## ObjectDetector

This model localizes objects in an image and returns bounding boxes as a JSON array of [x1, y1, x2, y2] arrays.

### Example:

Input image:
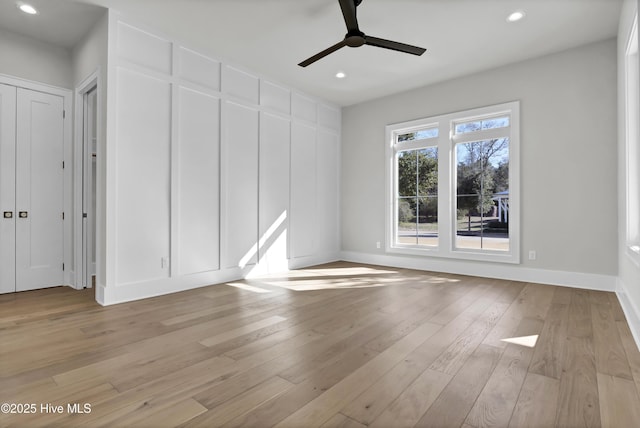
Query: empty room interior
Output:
[[1, 0, 640, 427]]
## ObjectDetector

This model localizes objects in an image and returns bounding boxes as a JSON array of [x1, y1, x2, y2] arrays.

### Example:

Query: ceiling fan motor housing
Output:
[[345, 31, 366, 47]]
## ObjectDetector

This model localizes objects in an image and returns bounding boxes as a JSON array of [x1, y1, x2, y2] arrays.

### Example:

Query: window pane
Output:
[[482, 116, 509, 130], [455, 139, 510, 251], [398, 127, 438, 142], [397, 197, 417, 244], [455, 116, 509, 134], [455, 121, 481, 134], [397, 150, 417, 197], [417, 147, 438, 196], [396, 147, 438, 247], [418, 197, 438, 246]]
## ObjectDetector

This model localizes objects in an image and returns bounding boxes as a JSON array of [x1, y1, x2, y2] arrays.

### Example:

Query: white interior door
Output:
[[15, 88, 64, 292], [0, 84, 17, 294]]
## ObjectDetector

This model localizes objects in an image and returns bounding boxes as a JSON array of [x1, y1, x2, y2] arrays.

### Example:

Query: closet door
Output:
[[0, 84, 16, 293], [15, 88, 64, 292]]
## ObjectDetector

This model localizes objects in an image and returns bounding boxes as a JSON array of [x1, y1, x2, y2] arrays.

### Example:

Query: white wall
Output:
[[617, 0, 640, 346], [341, 39, 618, 290], [72, 11, 108, 87], [99, 12, 341, 305], [0, 28, 73, 89]]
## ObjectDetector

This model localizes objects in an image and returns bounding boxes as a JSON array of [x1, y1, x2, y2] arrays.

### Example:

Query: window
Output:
[[625, 15, 640, 264], [387, 102, 520, 263]]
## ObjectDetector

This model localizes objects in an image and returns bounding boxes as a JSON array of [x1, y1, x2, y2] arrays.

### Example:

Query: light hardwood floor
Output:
[[1, 262, 640, 427]]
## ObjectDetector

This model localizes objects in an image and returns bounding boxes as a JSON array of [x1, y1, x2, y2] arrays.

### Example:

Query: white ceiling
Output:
[[0, 0, 623, 106]]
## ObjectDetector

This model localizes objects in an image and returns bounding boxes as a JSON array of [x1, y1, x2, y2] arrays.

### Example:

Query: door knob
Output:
[[18, 211, 28, 218], [3, 211, 12, 219]]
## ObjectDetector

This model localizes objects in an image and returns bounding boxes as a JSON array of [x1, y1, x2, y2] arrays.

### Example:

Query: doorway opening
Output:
[[82, 86, 97, 288]]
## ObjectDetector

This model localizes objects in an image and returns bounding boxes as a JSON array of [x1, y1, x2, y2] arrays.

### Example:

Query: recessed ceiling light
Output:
[[17, 2, 38, 15], [507, 10, 525, 23], [336, 71, 346, 79]]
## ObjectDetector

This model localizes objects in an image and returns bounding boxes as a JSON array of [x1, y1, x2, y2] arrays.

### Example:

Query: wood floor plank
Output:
[[103, 398, 207, 428], [364, 290, 461, 353], [222, 346, 379, 428], [508, 372, 559, 428], [616, 320, 640, 396], [608, 293, 627, 322], [340, 349, 434, 425], [273, 321, 442, 427], [276, 312, 391, 384], [414, 344, 503, 428], [555, 336, 601, 428], [567, 289, 593, 338], [429, 301, 510, 375], [320, 413, 367, 428], [464, 318, 542, 428], [591, 302, 633, 380], [482, 282, 554, 349], [597, 373, 640, 428], [529, 303, 569, 379], [199, 315, 288, 347], [183, 376, 294, 427], [427, 281, 494, 325], [551, 285, 573, 305], [369, 369, 452, 428]]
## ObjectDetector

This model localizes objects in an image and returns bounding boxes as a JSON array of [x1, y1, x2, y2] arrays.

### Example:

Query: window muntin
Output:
[[387, 102, 519, 263]]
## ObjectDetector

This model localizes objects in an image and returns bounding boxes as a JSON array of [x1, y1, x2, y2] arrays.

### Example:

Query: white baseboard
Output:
[[616, 278, 640, 352], [287, 252, 342, 271], [95, 252, 341, 306], [340, 251, 617, 291], [98, 268, 250, 306]]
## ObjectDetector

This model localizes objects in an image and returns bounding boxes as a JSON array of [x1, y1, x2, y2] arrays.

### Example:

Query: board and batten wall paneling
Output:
[[221, 101, 259, 269], [317, 130, 340, 254], [292, 93, 317, 123], [177, 87, 220, 276], [117, 22, 172, 74], [290, 122, 317, 259], [115, 68, 171, 285], [318, 104, 341, 131], [260, 81, 291, 115], [177, 47, 220, 91], [258, 112, 291, 272], [104, 12, 340, 304], [222, 65, 259, 105]]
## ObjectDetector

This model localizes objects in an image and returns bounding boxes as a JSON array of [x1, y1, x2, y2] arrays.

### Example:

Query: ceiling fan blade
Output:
[[298, 40, 348, 67], [364, 35, 426, 56], [338, 0, 359, 32]]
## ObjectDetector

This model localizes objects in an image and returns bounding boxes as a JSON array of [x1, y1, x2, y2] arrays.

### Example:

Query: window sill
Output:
[[627, 245, 640, 268]]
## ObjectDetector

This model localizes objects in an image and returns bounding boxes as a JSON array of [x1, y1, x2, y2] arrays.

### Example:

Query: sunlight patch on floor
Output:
[[227, 282, 272, 294], [298, 266, 399, 277], [501, 334, 539, 348]]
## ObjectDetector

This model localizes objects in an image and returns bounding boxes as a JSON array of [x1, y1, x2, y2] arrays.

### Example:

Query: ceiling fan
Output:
[[298, 0, 426, 67]]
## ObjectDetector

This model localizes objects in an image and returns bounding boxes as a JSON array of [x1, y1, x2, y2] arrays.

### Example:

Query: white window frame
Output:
[[386, 101, 520, 264], [625, 14, 640, 266]]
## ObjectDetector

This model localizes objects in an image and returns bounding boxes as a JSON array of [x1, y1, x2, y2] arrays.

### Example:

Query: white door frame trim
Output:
[[74, 70, 101, 290]]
